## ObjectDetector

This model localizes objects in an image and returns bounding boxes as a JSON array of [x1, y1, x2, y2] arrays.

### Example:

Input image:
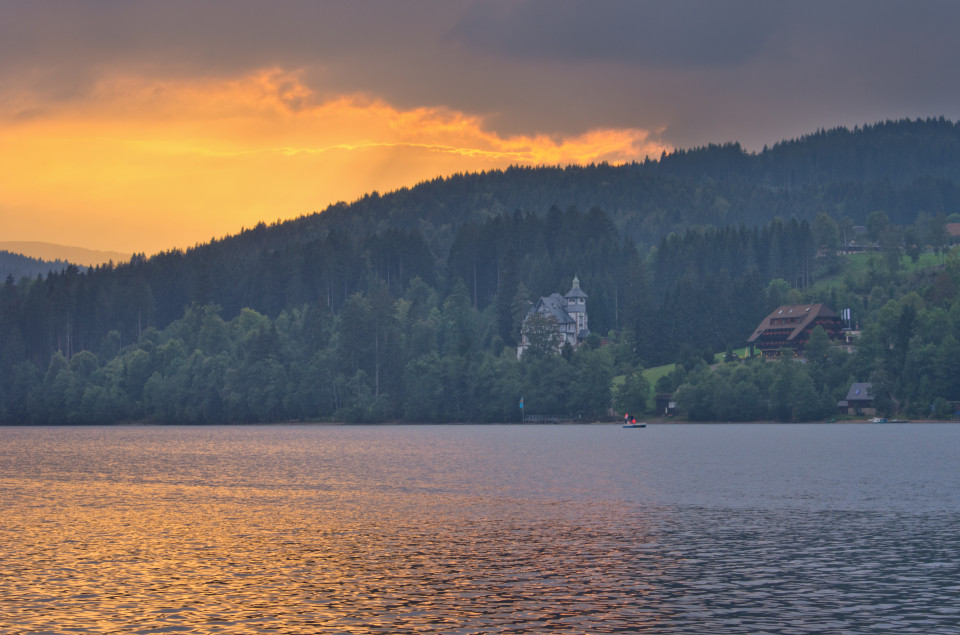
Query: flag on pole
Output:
[[519, 396, 524, 409]]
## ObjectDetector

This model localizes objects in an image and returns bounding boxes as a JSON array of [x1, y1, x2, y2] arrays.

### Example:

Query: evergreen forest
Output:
[[0, 250, 77, 284], [3, 117, 960, 424]]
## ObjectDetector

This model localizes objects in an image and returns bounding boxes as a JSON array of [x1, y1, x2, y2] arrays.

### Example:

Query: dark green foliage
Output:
[[0, 251, 78, 283], [615, 370, 650, 416], [672, 249, 960, 421], [5, 118, 960, 423], [519, 313, 560, 361], [675, 357, 837, 423]]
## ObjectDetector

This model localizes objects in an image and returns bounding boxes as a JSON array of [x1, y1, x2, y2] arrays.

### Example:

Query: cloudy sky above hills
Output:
[[3, 0, 959, 255]]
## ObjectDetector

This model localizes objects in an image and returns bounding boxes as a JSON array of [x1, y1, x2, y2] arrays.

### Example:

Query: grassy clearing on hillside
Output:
[[614, 348, 750, 412], [612, 364, 673, 413], [615, 247, 958, 417], [643, 363, 675, 392], [713, 347, 749, 363], [815, 248, 957, 291], [615, 247, 960, 413]]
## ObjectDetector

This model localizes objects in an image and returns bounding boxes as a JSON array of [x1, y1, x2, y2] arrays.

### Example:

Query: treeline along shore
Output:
[[2, 118, 960, 423]]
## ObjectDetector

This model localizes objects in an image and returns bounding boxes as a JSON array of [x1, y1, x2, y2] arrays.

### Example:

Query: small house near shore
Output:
[[747, 304, 843, 357], [840, 382, 875, 416]]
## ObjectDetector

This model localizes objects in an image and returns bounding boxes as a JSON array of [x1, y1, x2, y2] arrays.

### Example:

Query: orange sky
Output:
[[4, 2, 956, 259], [1, 69, 668, 256]]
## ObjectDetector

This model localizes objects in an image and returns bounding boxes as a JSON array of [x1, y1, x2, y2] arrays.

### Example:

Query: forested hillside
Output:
[[0, 250, 77, 283], [2, 117, 960, 424], [229, 117, 960, 260]]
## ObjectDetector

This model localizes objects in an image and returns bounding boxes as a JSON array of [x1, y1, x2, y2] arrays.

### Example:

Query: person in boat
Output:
[[630, 416, 637, 425]]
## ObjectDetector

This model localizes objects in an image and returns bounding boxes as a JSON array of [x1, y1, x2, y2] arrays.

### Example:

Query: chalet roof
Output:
[[747, 303, 839, 343], [845, 382, 873, 402]]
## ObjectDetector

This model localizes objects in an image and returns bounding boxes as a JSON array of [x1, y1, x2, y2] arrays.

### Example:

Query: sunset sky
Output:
[[3, 0, 960, 257]]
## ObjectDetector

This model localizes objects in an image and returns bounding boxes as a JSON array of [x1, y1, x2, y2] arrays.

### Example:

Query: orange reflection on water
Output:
[[3, 472, 665, 633]]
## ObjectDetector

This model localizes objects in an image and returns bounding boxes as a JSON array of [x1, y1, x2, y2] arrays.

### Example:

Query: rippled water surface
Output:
[[2, 423, 960, 633]]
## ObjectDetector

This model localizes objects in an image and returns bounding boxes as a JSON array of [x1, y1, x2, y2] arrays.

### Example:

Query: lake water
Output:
[[2, 423, 959, 634]]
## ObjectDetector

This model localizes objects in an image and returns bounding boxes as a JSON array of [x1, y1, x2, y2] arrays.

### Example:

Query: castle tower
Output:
[[564, 275, 588, 337]]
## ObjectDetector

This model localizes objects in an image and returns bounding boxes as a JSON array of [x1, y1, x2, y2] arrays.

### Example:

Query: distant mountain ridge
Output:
[[218, 117, 960, 260], [5, 117, 959, 314], [0, 242, 130, 269], [657, 117, 960, 186], [0, 249, 78, 282], [7, 118, 959, 269]]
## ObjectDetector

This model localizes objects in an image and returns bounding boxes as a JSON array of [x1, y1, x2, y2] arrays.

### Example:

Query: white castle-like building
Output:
[[517, 276, 589, 358]]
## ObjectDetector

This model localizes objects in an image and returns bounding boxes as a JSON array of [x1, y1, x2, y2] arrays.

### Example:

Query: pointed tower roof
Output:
[[565, 275, 588, 299]]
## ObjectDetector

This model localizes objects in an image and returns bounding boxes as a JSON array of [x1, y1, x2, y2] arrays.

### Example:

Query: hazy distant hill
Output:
[[0, 242, 130, 268], [0, 249, 78, 282]]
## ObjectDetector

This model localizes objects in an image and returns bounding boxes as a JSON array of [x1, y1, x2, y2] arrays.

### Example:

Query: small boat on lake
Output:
[[622, 413, 646, 428]]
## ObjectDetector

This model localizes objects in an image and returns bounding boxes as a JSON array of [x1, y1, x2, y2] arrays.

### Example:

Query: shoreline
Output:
[[2, 418, 958, 427]]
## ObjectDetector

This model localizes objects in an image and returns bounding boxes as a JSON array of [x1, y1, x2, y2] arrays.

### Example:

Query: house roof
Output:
[[845, 382, 873, 402], [747, 304, 840, 344], [530, 293, 575, 324], [947, 223, 960, 238]]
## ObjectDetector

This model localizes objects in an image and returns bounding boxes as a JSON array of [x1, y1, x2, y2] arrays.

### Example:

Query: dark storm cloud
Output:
[[445, 0, 960, 147], [0, 1, 445, 87], [3, 0, 960, 150], [451, 0, 777, 68]]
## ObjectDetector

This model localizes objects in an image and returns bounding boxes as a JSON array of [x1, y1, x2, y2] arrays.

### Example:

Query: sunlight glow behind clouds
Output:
[[0, 69, 667, 254]]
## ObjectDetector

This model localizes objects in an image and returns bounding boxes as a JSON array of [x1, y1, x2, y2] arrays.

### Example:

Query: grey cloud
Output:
[[451, 0, 778, 69], [3, 0, 960, 152], [0, 1, 453, 92]]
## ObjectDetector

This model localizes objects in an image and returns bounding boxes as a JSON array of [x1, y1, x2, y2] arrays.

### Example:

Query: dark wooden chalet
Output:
[[747, 304, 843, 357]]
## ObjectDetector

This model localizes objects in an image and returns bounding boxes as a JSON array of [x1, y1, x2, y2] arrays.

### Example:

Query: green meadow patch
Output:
[[815, 248, 957, 292]]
